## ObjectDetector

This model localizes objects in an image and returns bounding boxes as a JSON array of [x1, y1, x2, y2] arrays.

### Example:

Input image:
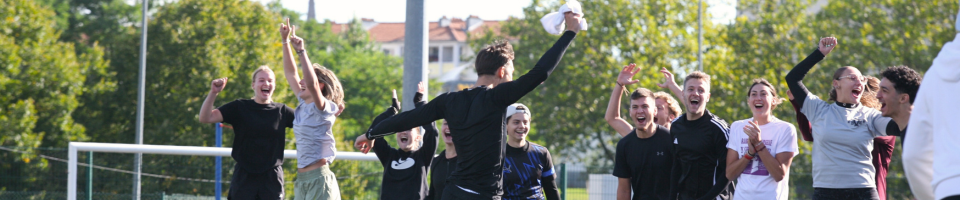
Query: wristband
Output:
[[755, 145, 766, 153], [743, 153, 753, 160], [296, 49, 305, 54]]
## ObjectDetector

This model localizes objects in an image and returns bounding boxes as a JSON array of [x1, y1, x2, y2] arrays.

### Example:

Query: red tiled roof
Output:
[[331, 18, 506, 43]]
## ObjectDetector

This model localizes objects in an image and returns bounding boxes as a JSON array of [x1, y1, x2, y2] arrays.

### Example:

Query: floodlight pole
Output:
[[402, 0, 427, 110], [133, 0, 149, 199]]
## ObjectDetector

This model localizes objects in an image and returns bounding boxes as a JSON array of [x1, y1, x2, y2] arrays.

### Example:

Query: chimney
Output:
[[466, 15, 483, 31], [307, 0, 316, 21], [360, 18, 378, 30], [439, 16, 451, 27]]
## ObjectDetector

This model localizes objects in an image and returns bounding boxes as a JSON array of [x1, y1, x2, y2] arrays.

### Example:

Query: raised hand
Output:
[[617, 63, 641, 86], [819, 37, 838, 56], [391, 89, 401, 110], [563, 12, 582, 33], [417, 82, 426, 94], [656, 67, 677, 89], [290, 26, 305, 52], [280, 18, 292, 40], [210, 78, 228, 93]]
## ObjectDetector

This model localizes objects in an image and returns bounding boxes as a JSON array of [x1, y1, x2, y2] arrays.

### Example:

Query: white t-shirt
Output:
[[726, 117, 799, 200]]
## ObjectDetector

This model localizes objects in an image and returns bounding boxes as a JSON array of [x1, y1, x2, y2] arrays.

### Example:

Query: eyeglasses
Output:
[[837, 75, 866, 83]]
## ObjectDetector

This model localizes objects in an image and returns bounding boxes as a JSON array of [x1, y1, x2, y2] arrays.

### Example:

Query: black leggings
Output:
[[943, 195, 960, 200], [813, 188, 879, 200]]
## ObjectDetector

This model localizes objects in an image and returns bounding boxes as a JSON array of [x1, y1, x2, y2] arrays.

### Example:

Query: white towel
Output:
[[540, 0, 589, 35]]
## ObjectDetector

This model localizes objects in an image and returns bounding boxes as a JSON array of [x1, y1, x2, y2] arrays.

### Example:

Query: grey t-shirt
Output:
[[293, 97, 338, 168], [801, 94, 891, 188]]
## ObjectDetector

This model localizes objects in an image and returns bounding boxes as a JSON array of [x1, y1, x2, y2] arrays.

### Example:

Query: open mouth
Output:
[[400, 136, 409, 144], [636, 116, 647, 124], [754, 103, 764, 109], [851, 88, 862, 98], [690, 99, 701, 107]]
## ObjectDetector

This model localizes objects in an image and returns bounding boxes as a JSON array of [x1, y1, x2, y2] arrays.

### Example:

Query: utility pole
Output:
[[133, 0, 149, 199], [698, 0, 703, 72], [402, 0, 427, 110]]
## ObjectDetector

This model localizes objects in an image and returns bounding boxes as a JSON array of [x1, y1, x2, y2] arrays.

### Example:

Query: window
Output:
[[429, 47, 439, 62], [442, 46, 454, 62], [382, 49, 391, 55]]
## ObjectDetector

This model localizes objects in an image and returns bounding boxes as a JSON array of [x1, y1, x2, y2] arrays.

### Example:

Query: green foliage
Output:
[[0, 0, 111, 192], [0, 0, 110, 148]]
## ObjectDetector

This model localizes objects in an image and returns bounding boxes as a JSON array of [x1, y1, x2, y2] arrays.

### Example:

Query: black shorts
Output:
[[228, 165, 284, 200]]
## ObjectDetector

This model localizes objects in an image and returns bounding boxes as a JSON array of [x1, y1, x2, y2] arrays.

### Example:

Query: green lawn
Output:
[[563, 187, 589, 200]]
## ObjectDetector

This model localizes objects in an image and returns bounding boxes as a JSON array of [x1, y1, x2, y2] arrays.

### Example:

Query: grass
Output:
[[563, 187, 589, 200]]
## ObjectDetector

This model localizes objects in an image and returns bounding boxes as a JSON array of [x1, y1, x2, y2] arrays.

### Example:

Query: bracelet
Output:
[[296, 49, 305, 54], [616, 82, 623, 87], [755, 145, 766, 153], [743, 153, 753, 160]]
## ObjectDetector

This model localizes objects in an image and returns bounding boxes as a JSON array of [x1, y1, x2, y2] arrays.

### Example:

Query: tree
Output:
[[0, 0, 111, 191]]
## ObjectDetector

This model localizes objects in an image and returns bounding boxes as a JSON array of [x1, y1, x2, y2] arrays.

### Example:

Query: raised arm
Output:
[[279, 18, 302, 96], [356, 90, 446, 153], [657, 67, 684, 103], [490, 13, 581, 106], [415, 82, 440, 164], [605, 64, 639, 137], [785, 37, 836, 106], [290, 32, 327, 111], [199, 78, 227, 123]]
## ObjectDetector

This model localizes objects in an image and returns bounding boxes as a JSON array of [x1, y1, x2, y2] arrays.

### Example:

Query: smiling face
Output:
[[251, 69, 276, 103], [877, 78, 904, 117], [683, 78, 711, 115], [396, 128, 422, 152], [506, 112, 530, 144], [630, 96, 658, 130], [832, 67, 866, 104], [441, 120, 453, 145], [654, 98, 672, 127], [748, 84, 777, 118]]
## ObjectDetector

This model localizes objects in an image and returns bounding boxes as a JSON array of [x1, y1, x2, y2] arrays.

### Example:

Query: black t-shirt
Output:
[[612, 126, 674, 200], [373, 100, 439, 200], [366, 31, 577, 197], [217, 99, 295, 173], [502, 142, 559, 200], [427, 150, 457, 200], [669, 110, 734, 200]]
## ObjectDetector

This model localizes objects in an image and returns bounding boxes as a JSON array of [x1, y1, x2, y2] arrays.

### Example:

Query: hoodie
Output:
[[903, 33, 960, 200]]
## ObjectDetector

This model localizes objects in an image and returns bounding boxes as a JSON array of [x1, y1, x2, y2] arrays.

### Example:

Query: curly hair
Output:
[[880, 66, 922, 104], [475, 40, 515, 76]]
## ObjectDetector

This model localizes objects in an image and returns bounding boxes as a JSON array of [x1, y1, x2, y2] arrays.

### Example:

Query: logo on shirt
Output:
[[848, 119, 867, 127], [673, 138, 678, 144], [391, 157, 415, 170], [657, 152, 664, 156]]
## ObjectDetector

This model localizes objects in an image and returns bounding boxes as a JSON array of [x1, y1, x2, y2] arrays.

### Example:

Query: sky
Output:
[[253, 0, 738, 24]]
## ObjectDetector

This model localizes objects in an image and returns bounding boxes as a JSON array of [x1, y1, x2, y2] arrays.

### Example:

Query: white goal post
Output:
[[67, 142, 378, 200]]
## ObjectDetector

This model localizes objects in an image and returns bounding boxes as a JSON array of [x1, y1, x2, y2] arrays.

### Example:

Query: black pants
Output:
[[441, 185, 500, 200], [228, 165, 284, 200], [813, 188, 880, 200], [943, 195, 960, 200]]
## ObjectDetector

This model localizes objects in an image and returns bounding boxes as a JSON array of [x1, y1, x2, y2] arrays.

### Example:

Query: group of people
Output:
[[191, 7, 960, 200]]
